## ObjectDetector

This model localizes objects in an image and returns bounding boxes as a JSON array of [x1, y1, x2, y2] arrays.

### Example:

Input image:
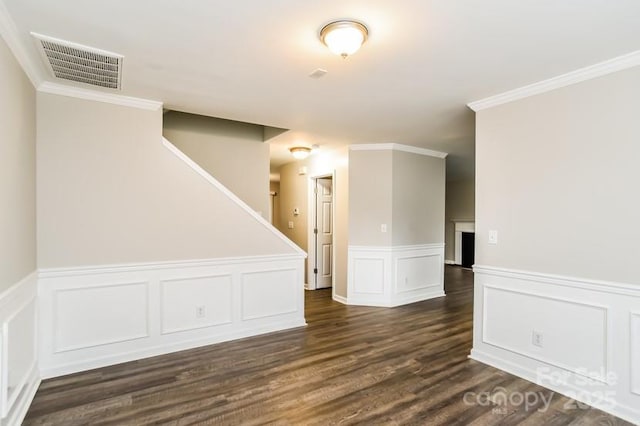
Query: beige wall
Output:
[[444, 179, 475, 261], [475, 66, 640, 284], [278, 147, 349, 297], [0, 37, 36, 292], [349, 148, 445, 247], [163, 111, 269, 217], [392, 151, 446, 246], [348, 150, 393, 246], [37, 93, 297, 268]]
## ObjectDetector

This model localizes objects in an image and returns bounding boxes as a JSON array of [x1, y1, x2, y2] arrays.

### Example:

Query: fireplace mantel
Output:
[[452, 220, 475, 265], [453, 219, 475, 233]]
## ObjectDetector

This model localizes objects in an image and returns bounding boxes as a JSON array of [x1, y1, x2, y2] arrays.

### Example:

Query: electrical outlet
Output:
[[196, 305, 206, 319], [532, 330, 543, 347], [288, 221, 294, 229]]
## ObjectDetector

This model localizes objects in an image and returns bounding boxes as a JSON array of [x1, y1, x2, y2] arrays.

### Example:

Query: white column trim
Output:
[[349, 143, 447, 159], [38, 82, 163, 111], [347, 244, 445, 307]]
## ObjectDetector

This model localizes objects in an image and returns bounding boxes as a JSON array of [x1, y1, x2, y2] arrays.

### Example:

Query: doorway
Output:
[[309, 176, 334, 289]]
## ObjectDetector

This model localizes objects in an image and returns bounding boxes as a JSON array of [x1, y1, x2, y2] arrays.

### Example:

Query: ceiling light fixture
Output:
[[320, 20, 368, 58], [289, 146, 312, 160]]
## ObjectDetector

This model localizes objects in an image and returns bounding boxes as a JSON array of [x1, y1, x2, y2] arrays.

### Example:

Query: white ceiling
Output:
[[4, 0, 640, 180]]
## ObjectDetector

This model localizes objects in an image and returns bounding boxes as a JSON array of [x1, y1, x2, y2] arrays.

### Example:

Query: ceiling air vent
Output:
[[32, 33, 123, 90]]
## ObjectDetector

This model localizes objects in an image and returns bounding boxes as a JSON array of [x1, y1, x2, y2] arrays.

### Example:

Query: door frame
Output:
[[306, 171, 336, 296]]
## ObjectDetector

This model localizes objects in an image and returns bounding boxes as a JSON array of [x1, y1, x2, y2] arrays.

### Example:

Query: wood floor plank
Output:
[[24, 266, 631, 425]]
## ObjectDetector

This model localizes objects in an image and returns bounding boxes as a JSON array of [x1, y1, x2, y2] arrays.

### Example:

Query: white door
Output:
[[314, 178, 333, 288]]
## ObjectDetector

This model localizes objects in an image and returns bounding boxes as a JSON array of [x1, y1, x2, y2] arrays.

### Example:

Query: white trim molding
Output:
[[453, 220, 475, 266], [332, 294, 348, 305], [347, 244, 445, 307], [349, 143, 448, 159], [0, 1, 44, 87], [471, 265, 640, 424], [473, 264, 640, 297], [38, 255, 306, 378], [631, 311, 640, 397], [38, 82, 163, 111], [305, 170, 337, 293], [163, 138, 306, 258], [0, 271, 40, 426], [468, 49, 640, 111], [38, 254, 305, 279], [0, 3, 167, 110], [1, 2, 169, 111]]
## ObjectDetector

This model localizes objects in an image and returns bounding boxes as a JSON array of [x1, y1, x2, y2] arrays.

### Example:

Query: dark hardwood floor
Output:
[[25, 266, 629, 425]]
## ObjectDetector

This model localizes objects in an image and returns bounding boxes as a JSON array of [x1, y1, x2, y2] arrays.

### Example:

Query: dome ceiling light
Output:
[[289, 146, 312, 160], [320, 20, 368, 58]]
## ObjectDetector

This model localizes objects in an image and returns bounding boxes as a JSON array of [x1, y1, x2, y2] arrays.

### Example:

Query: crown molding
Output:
[[0, 3, 162, 110], [349, 143, 447, 159], [38, 81, 163, 111], [0, 1, 44, 87], [468, 50, 640, 112]]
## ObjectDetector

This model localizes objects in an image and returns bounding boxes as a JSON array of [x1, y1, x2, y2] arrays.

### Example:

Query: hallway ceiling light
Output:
[[320, 20, 368, 58], [289, 146, 312, 160]]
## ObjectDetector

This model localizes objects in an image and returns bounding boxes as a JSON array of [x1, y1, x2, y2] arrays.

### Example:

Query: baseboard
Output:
[[444, 259, 455, 265], [347, 290, 445, 308], [391, 290, 446, 307], [41, 318, 306, 379], [332, 294, 348, 305], [2, 366, 40, 426], [470, 349, 639, 425]]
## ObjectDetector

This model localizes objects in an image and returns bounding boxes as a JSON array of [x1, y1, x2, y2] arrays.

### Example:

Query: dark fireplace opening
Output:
[[461, 232, 475, 268]]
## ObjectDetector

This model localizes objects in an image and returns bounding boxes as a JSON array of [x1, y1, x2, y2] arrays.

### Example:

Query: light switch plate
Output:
[[488, 230, 498, 245]]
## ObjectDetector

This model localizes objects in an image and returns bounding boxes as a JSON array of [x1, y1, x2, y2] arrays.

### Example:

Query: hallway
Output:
[[24, 267, 626, 425]]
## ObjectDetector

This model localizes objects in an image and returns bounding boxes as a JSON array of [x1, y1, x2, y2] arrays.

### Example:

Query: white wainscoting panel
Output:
[[54, 282, 150, 352], [353, 259, 385, 295], [0, 271, 40, 426], [472, 265, 640, 425], [241, 269, 298, 321], [396, 254, 441, 293], [161, 275, 233, 334], [483, 285, 608, 382], [632, 312, 640, 396], [38, 254, 306, 378], [347, 244, 444, 307]]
